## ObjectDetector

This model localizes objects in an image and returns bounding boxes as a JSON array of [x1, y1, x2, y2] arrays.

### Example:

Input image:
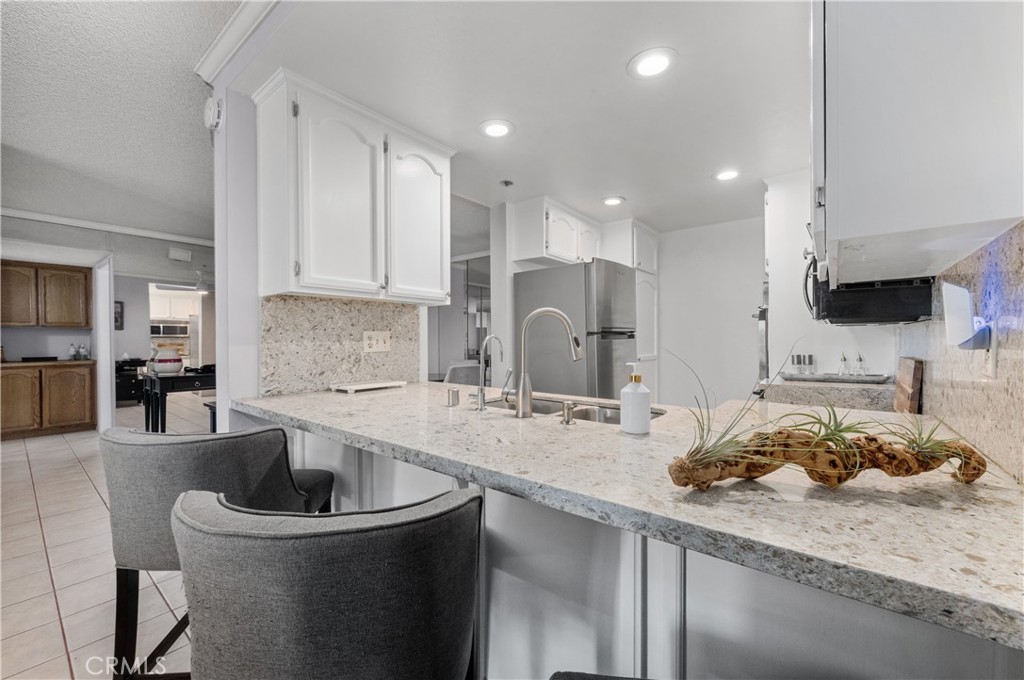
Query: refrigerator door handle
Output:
[[586, 330, 636, 338]]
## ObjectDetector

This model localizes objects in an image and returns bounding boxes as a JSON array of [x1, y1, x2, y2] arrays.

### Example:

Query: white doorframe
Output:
[[93, 257, 115, 431]]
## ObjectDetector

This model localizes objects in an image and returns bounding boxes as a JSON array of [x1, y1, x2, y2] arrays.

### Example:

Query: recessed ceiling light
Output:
[[603, 196, 626, 206], [627, 47, 678, 79], [480, 120, 515, 138], [716, 169, 739, 181]]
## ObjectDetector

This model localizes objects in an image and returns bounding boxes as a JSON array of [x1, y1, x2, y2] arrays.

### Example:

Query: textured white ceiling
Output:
[[1, 1, 238, 240], [232, 2, 810, 232]]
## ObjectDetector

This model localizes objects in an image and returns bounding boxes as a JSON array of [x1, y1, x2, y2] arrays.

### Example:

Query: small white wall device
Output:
[[941, 282, 991, 350], [204, 97, 223, 131]]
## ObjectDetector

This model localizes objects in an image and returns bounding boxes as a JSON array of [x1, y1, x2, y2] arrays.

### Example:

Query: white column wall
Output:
[[766, 169, 897, 378], [657, 216, 765, 408]]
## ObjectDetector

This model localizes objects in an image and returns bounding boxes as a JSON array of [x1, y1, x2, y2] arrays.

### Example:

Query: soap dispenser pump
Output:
[[621, 362, 651, 435]]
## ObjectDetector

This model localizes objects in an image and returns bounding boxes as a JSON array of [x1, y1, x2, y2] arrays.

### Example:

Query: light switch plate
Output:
[[363, 331, 391, 353]]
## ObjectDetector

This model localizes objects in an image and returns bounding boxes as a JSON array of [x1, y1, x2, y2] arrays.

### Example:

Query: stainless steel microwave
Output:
[[151, 322, 190, 337]]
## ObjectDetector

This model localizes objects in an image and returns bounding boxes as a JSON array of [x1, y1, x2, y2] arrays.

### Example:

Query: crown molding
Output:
[[194, 1, 279, 84], [1, 208, 215, 248]]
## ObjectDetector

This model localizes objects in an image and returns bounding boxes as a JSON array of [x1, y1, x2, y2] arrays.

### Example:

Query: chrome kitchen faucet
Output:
[[515, 307, 584, 418], [473, 334, 504, 411]]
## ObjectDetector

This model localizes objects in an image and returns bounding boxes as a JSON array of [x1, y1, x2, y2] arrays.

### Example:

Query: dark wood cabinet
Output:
[[1, 361, 95, 439], [38, 266, 91, 327], [1, 260, 92, 329], [41, 364, 95, 429], [0, 367, 42, 435], [1, 262, 38, 326]]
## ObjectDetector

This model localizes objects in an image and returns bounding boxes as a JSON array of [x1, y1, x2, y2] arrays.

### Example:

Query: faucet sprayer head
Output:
[[570, 335, 584, 361]]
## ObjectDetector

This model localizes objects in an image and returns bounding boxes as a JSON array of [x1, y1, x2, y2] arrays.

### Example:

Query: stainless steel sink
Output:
[[488, 397, 665, 423], [487, 397, 564, 415], [572, 405, 666, 425]]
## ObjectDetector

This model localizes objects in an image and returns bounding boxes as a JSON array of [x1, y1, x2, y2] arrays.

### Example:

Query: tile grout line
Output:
[[63, 435, 111, 515], [22, 440, 77, 680]]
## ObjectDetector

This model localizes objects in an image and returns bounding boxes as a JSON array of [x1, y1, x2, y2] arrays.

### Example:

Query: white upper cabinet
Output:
[[632, 226, 658, 274], [297, 87, 385, 294], [510, 197, 600, 265], [812, 1, 1023, 284], [255, 70, 454, 304], [149, 291, 199, 320], [599, 219, 658, 274], [387, 134, 450, 303], [545, 205, 579, 263], [577, 221, 601, 263], [635, 269, 658, 361]]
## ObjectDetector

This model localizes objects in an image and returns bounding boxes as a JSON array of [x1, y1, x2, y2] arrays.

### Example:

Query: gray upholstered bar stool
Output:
[[171, 488, 483, 680], [100, 426, 335, 679]]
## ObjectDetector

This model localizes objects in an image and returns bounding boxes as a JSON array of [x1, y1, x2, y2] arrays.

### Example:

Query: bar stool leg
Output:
[[113, 568, 140, 680]]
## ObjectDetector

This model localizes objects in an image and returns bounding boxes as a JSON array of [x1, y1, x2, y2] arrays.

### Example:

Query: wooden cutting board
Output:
[[894, 358, 924, 414]]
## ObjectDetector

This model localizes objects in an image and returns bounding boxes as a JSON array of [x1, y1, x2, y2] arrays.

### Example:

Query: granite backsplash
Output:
[[260, 295, 419, 397], [899, 221, 1023, 483]]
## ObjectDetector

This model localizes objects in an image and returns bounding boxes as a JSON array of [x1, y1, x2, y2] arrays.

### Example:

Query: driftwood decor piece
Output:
[[668, 404, 987, 492]]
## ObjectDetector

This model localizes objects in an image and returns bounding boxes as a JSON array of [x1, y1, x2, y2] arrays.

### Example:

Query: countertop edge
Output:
[[232, 396, 1024, 649]]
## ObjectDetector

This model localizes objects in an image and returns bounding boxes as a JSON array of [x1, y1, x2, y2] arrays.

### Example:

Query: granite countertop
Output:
[[232, 382, 1023, 648], [762, 379, 896, 412]]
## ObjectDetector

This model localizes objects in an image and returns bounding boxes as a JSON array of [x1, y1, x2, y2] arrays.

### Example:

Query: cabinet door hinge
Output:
[[544, 210, 550, 221], [383, 139, 389, 154], [293, 261, 301, 277], [381, 274, 389, 290], [815, 185, 826, 208], [292, 101, 299, 117]]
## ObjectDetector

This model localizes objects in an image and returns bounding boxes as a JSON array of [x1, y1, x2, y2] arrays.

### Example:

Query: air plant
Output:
[[665, 347, 789, 490], [783, 405, 873, 470], [876, 416, 986, 482]]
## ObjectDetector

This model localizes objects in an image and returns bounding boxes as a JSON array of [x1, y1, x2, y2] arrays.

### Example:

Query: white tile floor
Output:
[[1, 393, 212, 679]]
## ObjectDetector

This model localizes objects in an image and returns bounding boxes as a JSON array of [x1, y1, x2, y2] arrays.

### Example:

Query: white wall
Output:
[[657, 216, 765, 408], [489, 204, 513, 382], [113, 275, 151, 358], [217, 88, 263, 432], [766, 169, 897, 377], [1, 215, 214, 283], [0, 327, 93, 361]]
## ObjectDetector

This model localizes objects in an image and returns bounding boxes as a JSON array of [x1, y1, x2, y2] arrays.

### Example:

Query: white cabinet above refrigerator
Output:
[[811, 0, 1022, 285]]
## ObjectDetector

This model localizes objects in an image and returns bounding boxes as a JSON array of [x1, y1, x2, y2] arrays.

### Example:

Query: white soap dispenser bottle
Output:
[[621, 362, 651, 435]]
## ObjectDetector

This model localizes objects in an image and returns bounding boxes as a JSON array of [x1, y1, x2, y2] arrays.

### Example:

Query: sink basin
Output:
[[487, 397, 565, 415], [572, 405, 666, 425], [488, 396, 666, 424]]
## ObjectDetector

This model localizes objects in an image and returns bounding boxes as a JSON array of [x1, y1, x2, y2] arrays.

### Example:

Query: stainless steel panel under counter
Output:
[[514, 258, 636, 399]]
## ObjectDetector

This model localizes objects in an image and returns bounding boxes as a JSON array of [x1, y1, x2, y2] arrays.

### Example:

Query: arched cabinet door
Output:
[[1, 263, 38, 326], [386, 134, 450, 303], [545, 206, 579, 263], [635, 270, 658, 361], [296, 88, 386, 294], [41, 365, 94, 429], [578, 222, 601, 263], [38, 267, 91, 327]]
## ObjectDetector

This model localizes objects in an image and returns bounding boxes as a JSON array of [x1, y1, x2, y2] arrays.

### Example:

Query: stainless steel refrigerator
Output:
[[514, 258, 636, 398]]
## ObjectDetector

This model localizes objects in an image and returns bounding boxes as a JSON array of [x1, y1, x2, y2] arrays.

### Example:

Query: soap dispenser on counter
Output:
[[621, 362, 651, 435]]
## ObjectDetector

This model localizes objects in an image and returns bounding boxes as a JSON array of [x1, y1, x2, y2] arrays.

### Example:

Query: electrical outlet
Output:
[[982, 327, 998, 379], [363, 331, 391, 353]]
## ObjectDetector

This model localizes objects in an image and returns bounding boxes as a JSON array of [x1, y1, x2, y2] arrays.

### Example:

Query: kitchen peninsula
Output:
[[233, 382, 1023, 669]]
